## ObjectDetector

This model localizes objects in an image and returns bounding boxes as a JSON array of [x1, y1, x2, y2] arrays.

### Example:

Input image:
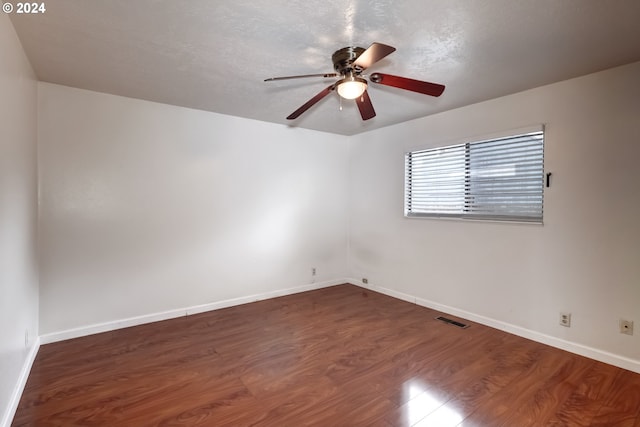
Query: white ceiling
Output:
[[10, 0, 640, 135]]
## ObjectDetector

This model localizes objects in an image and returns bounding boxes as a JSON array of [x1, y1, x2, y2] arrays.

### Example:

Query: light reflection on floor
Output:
[[407, 382, 464, 426], [415, 403, 464, 426]]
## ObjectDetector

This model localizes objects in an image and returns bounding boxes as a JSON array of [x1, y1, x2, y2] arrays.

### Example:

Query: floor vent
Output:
[[435, 316, 469, 329]]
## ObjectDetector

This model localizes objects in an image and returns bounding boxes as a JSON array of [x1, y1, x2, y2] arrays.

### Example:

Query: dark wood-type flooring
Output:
[[13, 284, 640, 426]]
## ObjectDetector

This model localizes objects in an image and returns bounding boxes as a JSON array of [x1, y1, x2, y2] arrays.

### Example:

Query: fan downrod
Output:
[[332, 47, 366, 75]]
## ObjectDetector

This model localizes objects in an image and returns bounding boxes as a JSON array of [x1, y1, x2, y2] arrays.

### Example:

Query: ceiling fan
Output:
[[264, 42, 445, 121]]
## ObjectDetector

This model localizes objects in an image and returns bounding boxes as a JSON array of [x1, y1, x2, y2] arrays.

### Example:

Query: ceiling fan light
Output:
[[337, 76, 367, 99]]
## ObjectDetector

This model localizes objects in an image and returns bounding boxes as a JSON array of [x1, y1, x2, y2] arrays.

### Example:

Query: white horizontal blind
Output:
[[405, 129, 544, 223]]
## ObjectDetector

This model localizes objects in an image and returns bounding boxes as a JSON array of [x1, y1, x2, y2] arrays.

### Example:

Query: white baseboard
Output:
[[1, 337, 40, 427], [347, 278, 640, 374], [184, 279, 342, 315], [40, 279, 344, 344]]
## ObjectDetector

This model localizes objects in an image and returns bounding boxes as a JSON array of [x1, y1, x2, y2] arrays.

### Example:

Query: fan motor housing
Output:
[[332, 47, 365, 74]]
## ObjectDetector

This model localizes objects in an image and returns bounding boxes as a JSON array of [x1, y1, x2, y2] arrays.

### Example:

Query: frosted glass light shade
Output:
[[337, 77, 367, 99]]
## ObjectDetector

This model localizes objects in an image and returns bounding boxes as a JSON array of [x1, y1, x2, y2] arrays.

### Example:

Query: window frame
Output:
[[404, 126, 545, 224]]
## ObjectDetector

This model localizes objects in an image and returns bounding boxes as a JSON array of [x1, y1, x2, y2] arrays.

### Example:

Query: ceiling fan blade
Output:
[[286, 84, 336, 120], [265, 73, 337, 82], [356, 90, 376, 121], [369, 73, 445, 97], [353, 42, 396, 70]]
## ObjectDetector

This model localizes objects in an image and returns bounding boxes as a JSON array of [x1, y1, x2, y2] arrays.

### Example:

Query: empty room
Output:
[[2, 1, 640, 426]]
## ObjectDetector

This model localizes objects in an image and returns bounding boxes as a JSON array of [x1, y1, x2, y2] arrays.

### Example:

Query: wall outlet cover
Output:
[[560, 312, 571, 327], [620, 319, 634, 335]]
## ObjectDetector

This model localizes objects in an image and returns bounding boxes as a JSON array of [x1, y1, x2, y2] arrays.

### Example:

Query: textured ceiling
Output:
[[9, 0, 640, 135]]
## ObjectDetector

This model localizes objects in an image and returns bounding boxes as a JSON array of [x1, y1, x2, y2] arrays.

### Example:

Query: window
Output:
[[404, 127, 545, 223]]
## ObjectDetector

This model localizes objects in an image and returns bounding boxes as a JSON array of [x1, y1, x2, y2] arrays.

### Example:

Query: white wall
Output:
[[0, 14, 39, 426], [38, 83, 349, 336], [349, 61, 640, 369]]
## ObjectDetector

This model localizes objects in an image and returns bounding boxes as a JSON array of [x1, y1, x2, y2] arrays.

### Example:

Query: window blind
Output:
[[405, 129, 544, 223]]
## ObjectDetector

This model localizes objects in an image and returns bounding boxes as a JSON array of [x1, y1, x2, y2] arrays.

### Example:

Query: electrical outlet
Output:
[[362, 278, 368, 284], [620, 319, 634, 335], [311, 267, 316, 276], [559, 312, 571, 327]]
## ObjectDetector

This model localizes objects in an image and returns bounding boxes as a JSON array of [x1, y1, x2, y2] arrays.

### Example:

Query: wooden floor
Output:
[[13, 284, 640, 426]]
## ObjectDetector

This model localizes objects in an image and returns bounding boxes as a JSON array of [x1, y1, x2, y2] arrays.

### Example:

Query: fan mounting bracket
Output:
[[332, 47, 366, 75]]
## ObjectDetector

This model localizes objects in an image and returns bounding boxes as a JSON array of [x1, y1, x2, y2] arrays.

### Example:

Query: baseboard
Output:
[[1, 337, 40, 427], [347, 278, 640, 374], [184, 279, 343, 315], [40, 279, 344, 344]]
